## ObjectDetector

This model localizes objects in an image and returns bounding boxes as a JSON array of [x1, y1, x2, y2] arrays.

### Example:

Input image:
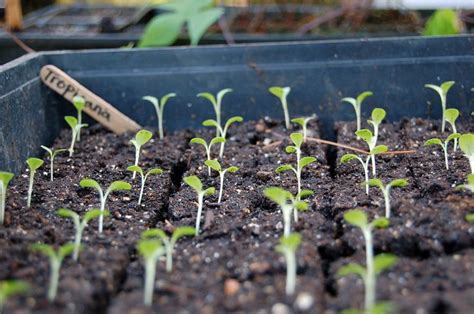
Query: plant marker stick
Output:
[[40, 65, 141, 134]]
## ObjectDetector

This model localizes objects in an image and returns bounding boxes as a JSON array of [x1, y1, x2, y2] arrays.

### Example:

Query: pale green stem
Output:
[[0, 181, 5, 225], [157, 105, 164, 140], [441, 97, 446, 132], [302, 125, 307, 143], [294, 149, 302, 222], [165, 241, 172, 273], [144, 258, 156, 306], [442, 145, 449, 170], [98, 192, 106, 233], [363, 157, 370, 195], [69, 130, 77, 157], [73, 225, 84, 261], [285, 250, 296, 295], [48, 259, 61, 302], [363, 228, 375, 314], [77, 111, 82, 142], [132, 149, 140, 179], [214, 103, 221, 137], [452, 125, 458, 152], [138, 175, 146, 205], [468, 156, 474, 174], [195, 193, 204, 235], [371, 154, 377, 177], [50, 156, 54, 182], [218, 171, 225, 204], [283, 205, 292, 237], [27, 170, 35, 208], [282, 97, 290, 129], [219, 128, 227, 158], [383, 187, 391, 219], [206, 147, 212, 176]]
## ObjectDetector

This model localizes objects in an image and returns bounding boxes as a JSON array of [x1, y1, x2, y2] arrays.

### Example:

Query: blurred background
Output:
[[0, 0, 473, 64]]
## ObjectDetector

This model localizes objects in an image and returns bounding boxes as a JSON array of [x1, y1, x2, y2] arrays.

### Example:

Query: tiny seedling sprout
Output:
[[130, 129, 153, 179], [183, 176, 215, 235], [445, 108, 460, 151], [275, 132, 316, 220], [337, 209, 397, 314], [424, 133, 461, 170], [264, 187, 310, 236], [0, 280, 29, 311], [457, 174, 474, 193], [365, 178, 409, 218], [0, 172, 14, 225], [269, 86, 291, 129], [31, 243, 75, 302], [64, 116, 88, 157], [141, 226, 195, 273], [197, 88, 233, 136], [79, 179, 132, 233], [342, 91, 373, 134], [291, 114, 316, 142], [40, 146, 67, 182], [137, 235, 165, 306], [356, 129, 388, 178], [275, 233, 301, 296], [26, 158, 44, 208], [72, 96, 86, 142], [425, 81, 455, 132], [202, 116, 243, 158], [127, 165, 163, 205], [459, 133, 474, 174], [142, 93, 177, 140], [204, 159, 239, 203], [57, 208, 107, 261], [190, 137, 226, 176]]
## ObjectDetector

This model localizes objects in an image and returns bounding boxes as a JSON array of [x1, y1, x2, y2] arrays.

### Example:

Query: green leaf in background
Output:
[[423, 9, 462, 36]]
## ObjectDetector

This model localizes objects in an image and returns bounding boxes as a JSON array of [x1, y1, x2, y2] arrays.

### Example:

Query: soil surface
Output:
[[1, 116, 473, 313]]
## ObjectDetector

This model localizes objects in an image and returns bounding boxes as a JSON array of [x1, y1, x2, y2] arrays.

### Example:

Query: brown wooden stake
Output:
[[40, 65, 142, 135], [5, 0, 23, 31]]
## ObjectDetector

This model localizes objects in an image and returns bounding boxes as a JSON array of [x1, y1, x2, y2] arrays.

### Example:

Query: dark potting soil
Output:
[[0, 117, 473, 313]]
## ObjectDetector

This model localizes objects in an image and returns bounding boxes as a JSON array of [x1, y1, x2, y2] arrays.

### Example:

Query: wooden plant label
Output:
[[40, 65, 141, 134]]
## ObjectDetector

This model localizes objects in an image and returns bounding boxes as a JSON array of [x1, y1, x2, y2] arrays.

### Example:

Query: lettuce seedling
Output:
[[141, 226, 195, 273], [291, 115, 316, 143], [0, 280, 29, 311], [264, 187, 310, 236], [57, 208, 106, 261], [72, 96, 85, 142], [183, 176, 215, 235], [127, 165, 163, 205], [40, 146, 67, 182], [203, 116, 243, 158], [275, 233, 301, 296], [79, 179, 132, 233], [26, 158, 44, 208], [31, 243, 75, 302], [190, 137, 226, 176], [424, 133, 460, 170], [130, 130, 153, 179], [342, 91, 373, 134], [356, 129, 388, 178], [276, 133, 316, 218], [445, 108, 459, 151], [425, 81, 455, 132], [337, 210, 397, 314], [340, 154, 370, 195], [197, 88, 233, 136], [204, 159, 239, 204], [457, 174, 474, 193], [459, 133, 474, 174], [0, 172, 14, 225], [64, 116, 88, 157], [142, 94, 177, 140], [137, 236, 165, 306], [365, 179, 408, 218], [269, 86, 291, 129]]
